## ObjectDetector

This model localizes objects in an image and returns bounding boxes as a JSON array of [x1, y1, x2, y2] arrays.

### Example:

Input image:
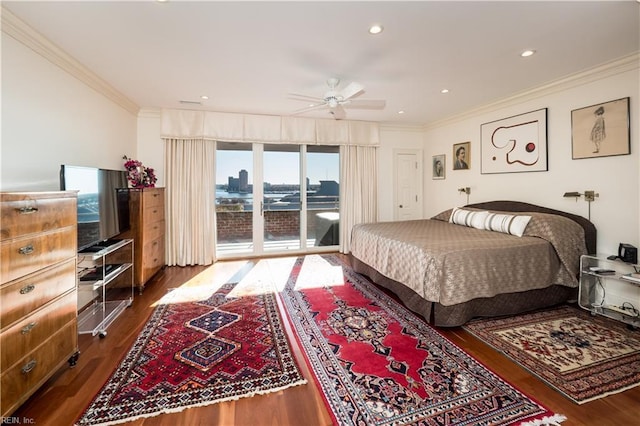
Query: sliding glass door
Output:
[[215, 142, 254, 256], [263, 144, 301, 252], [306, 145, 340, 248], [215, 142, 339, 258]]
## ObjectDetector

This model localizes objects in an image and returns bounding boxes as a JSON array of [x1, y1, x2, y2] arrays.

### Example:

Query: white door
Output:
[[394, 151, 421, 220]]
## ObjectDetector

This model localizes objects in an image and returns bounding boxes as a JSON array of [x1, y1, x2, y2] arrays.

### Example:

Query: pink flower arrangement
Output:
[[123, 155, 157, 188]]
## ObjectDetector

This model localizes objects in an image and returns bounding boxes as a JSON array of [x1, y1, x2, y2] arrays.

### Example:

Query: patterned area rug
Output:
[[76, 283, 306, 425], [463, 305, 640, 404], [280, 255, 564, 425]]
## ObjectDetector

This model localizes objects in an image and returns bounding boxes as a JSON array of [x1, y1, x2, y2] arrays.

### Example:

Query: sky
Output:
[[216, 150, 339, 186]]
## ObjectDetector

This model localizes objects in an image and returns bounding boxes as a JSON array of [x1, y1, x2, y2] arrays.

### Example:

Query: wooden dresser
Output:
[[124, 187, 165, 291], [0, 191, 79, 417]]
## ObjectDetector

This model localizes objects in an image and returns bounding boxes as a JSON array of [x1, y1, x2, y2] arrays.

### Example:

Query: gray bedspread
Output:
[[349, 212, 587, 306]]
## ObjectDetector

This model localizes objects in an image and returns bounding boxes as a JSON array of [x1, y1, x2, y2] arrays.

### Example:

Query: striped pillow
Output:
[[449, 208, 489, 230], [484, 213, 532, 237]]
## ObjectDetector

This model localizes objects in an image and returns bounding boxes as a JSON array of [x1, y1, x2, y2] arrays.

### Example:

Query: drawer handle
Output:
[[17, 206, 39, 214], [18, 244, 35, 255], [21, 322, 37, 334], [22, 360, 37, 374], [20, 284, 36, 294]]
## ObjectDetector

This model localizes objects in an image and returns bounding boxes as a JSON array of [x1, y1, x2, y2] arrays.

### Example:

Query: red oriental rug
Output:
[[463, 305, 640, 404], [280, 255, 565, 425], [76, 282, 306, 425]]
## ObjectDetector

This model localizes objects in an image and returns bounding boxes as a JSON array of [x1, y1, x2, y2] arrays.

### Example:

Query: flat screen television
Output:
[[60, 165, 130, 251]]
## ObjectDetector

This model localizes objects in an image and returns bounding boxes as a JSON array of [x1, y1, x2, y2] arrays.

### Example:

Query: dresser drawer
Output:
[[0, 258, 76, 327], [1, 290, 77, 370], [142, 203, 164, 224], [0, 322, 77, 417], [142, 188, 164, 208], [144, 219, 165, 242], [141, 236, 165, 281], [0, 227, 77, 285], [1, 195, 76, 241]]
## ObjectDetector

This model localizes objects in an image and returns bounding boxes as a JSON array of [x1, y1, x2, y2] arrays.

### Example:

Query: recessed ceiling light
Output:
[[520, 49, 536, 57], [441, 89, 449, 94], [200, 95, 209, 100], [368, 24, 384, 35], [398, 110, 405, 114]]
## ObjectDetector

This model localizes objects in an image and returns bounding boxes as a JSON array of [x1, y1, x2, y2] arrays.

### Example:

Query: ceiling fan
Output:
[[288, 78, 386, 119]]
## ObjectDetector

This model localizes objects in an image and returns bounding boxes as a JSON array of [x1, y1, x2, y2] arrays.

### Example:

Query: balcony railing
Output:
[[216, 207, 339, 254]]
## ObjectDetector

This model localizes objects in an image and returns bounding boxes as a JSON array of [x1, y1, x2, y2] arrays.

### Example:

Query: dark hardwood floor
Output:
[[8, 254, 640, 425]]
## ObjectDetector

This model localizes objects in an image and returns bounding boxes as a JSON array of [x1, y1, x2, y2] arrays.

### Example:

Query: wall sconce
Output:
[[563, 190, 599, 220], [458, 187, 471, 204]]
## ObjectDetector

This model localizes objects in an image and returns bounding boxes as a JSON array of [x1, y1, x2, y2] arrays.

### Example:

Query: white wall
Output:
[[423, 64, 639, 256], [0, 34, 137, 191], [136, 109, 164, 187]]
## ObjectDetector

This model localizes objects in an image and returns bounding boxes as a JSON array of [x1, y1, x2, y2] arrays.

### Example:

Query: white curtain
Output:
[[164, 139, 216, 266], [339, 145, 378, 254]]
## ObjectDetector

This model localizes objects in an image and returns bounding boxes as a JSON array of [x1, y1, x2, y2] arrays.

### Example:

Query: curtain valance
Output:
[[160, 108, 379, 146]]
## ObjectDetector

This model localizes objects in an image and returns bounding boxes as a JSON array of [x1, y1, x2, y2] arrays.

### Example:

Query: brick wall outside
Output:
[[216, 209, 338, 241]]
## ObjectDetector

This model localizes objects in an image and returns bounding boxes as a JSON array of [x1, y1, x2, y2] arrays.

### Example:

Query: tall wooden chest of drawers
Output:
[[0, 191, 79, 417], [125, 187, 165, 291]]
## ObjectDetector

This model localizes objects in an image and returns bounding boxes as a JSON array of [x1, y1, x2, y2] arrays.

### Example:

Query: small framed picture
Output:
[[453, 142, 470, 170], [432, 154, 445, 179], [571, 97, 630, 159]]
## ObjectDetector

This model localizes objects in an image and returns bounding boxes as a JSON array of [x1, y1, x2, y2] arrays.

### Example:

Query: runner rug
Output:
[[463, 305, 640, 404], [76, 283, 306, 425], [280, 254, 564, 425]]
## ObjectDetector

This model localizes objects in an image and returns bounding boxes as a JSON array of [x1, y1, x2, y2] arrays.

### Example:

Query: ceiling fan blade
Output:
[[291, 103, 327, 115], [340, 82, 364, 100], [329, 105, 347, 120], [287, 93, 324, 103], [343, 99, 386, 110]]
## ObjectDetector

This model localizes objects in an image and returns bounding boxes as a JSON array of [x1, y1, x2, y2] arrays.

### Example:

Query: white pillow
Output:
[[449, 208, 489, 230], [484, 213, 532, 237]]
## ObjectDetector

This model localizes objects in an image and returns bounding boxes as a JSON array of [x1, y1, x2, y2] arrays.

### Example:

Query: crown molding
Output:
[[379, 122, 425, 133], [424, 52, 640, 131], [138, 107, 162, 119], [2, 6, 140, 115]]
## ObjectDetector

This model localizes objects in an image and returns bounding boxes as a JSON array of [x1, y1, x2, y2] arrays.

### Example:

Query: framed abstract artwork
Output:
[[480, 108, 548, 174], [571, 97, 630, 159], [432, 154, 445, 179]]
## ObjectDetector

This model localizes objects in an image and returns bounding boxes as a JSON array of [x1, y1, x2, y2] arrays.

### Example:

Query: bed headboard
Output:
[[465, 200, 597, 255]]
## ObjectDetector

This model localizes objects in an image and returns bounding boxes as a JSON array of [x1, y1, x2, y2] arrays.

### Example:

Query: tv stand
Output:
[[77, 239, 134, 338], [81, 245, 105, 253], [80, 239, 122, 253]]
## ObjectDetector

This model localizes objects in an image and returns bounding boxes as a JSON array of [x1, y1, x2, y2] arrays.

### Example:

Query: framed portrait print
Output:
[[432, 154, 445, 179], [480, 108, 548, 174], [452, 142, 470, 170], [571, 97, 630, 159]]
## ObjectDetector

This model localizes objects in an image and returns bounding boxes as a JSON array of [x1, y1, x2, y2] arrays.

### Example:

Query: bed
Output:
[[349, 201, 597, 327]]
